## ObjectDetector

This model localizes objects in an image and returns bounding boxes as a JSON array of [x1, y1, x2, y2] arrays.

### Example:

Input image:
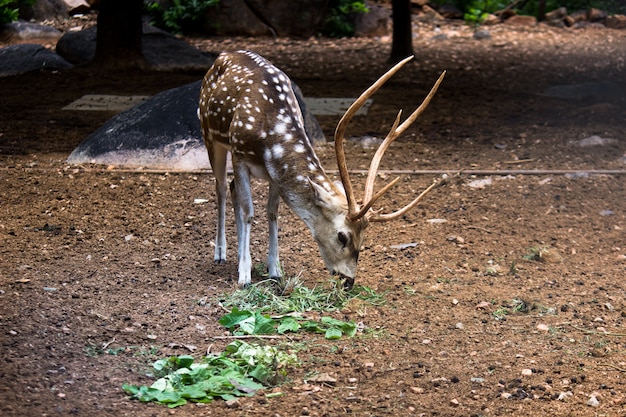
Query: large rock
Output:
[[0, 20, 62, 42], [606, 14, 626, 29], [63, 0, 91, 15], [20, 0, 68, 21], [56, 24, 214, 71], [20, 0, 91, 20], [0, 44, 72, 77], [354, 1, 391, 37], [67, 80, 325, 170], [54, 25, 96, 64], [205, 0, 329, 37]]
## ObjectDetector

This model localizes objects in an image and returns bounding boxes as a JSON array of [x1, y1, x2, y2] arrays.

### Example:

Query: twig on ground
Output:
[[102, 337, 116, 350], [596, 363, 626, 372], [465, 225, 494, 234], [565, 323, 626, 337]]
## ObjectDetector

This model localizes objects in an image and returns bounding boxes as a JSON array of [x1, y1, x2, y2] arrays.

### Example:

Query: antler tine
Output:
[[362, 70, 447, 208], [350, 176, 401, 220], [370, 179, 441, 222], [335, 55, 416, 218]]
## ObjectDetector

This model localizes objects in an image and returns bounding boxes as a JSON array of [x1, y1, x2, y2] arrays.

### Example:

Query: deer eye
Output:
[[338, 231, 349, 247]]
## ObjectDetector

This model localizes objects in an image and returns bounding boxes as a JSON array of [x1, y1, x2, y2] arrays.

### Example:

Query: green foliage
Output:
[[145, 0, 219, 34], [125, 279, 383, 408], [319, 0, 368, 38], [456, 0, 508, 23], [219, 308, 358, 339], [123, 341, 299, 407], [0, 0, 35, 25], [433, 0, 626, 24]]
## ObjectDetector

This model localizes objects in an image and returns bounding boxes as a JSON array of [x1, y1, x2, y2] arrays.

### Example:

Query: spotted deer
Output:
[[199, 50, 445, 288]]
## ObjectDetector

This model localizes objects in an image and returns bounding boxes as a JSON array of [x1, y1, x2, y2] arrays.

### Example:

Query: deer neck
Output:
[[264, 141, 347, 234]]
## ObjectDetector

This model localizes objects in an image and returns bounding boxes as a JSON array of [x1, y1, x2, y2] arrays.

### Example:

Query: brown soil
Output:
[[1, 19, 625, 417]]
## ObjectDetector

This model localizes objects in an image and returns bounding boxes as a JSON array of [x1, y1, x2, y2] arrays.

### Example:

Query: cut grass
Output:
[[218, 275, 385, 315]]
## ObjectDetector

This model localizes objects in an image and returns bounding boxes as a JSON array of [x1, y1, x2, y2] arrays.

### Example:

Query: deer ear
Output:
[[308, 179, 337, 210], [333, 181, 346, 197]]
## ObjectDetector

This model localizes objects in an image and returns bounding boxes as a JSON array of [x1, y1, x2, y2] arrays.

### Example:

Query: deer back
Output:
[[200, 51, 327, 186]]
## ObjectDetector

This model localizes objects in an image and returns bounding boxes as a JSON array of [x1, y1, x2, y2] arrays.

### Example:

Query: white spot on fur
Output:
[[274, 122, 287, 135], [272, 144, 284, 159]]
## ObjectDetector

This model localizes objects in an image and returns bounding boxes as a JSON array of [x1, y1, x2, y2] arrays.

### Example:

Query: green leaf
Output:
[[301, 320, 324, 333], [179, 384, 209, 400], [237, 315, 257, 334], [218, 308, 254, 329], [153, 389, 183, 404], [175, 355, 195, 369], [150, 377, 171, 392], [325, 327, 343, 339], [321, 316, 357, 337], [277, 317, 300, 334], [253, 312, 276, 334], [248, 364, 271, 383]]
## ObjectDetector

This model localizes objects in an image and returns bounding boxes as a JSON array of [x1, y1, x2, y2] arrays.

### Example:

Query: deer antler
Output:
[[334, 56, 446, 221]]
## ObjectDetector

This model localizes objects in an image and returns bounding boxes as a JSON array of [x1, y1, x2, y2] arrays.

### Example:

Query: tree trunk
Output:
[[389, 0, 414, 64], [92, 0, 146, 70]]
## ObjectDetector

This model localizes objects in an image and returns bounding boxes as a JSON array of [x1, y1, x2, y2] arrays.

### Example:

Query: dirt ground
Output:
[[1, 18, 625, 417]]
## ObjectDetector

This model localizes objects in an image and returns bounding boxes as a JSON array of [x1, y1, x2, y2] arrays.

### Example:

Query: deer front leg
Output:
[[267, 183, 282, 279], [231, 163, 254, 287]]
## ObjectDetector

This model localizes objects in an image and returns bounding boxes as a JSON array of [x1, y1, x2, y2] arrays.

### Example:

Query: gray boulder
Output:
[[0, 20, 62, 42], [205, 0, 328, 37], [56, 24, 214, 71], [67, 80, 325, 170], [354, 1, 391, 37], [0, 44, 72, 77]]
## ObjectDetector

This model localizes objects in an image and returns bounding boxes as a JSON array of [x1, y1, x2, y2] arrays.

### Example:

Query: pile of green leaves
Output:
[[123, 341, 298, 408], [0, 0, 35, 25], [125, 279, 384, 407], [145, 0, 219, 34], [219, 308, 357, 340]]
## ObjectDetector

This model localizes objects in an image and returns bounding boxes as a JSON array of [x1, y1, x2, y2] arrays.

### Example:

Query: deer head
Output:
[[314, 56, 445, 288], [199, 51, 445, 288]]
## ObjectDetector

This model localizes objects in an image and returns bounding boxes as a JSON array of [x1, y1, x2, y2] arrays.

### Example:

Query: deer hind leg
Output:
[[207, 142, 228, 264], [267, 183, 282, 279], [231, 162, 254, 287]]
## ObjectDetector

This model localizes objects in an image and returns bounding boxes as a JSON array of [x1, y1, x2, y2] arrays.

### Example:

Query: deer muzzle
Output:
[[333, 271, 354, 290]]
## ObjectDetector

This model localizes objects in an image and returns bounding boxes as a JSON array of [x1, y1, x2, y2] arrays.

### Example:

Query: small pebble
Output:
[[521, 369, 533, 376], [225, 399, 240, 408], [557, 391, 573, 401], [536, 323, 549, 332], [587, 395, 600, 407]]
